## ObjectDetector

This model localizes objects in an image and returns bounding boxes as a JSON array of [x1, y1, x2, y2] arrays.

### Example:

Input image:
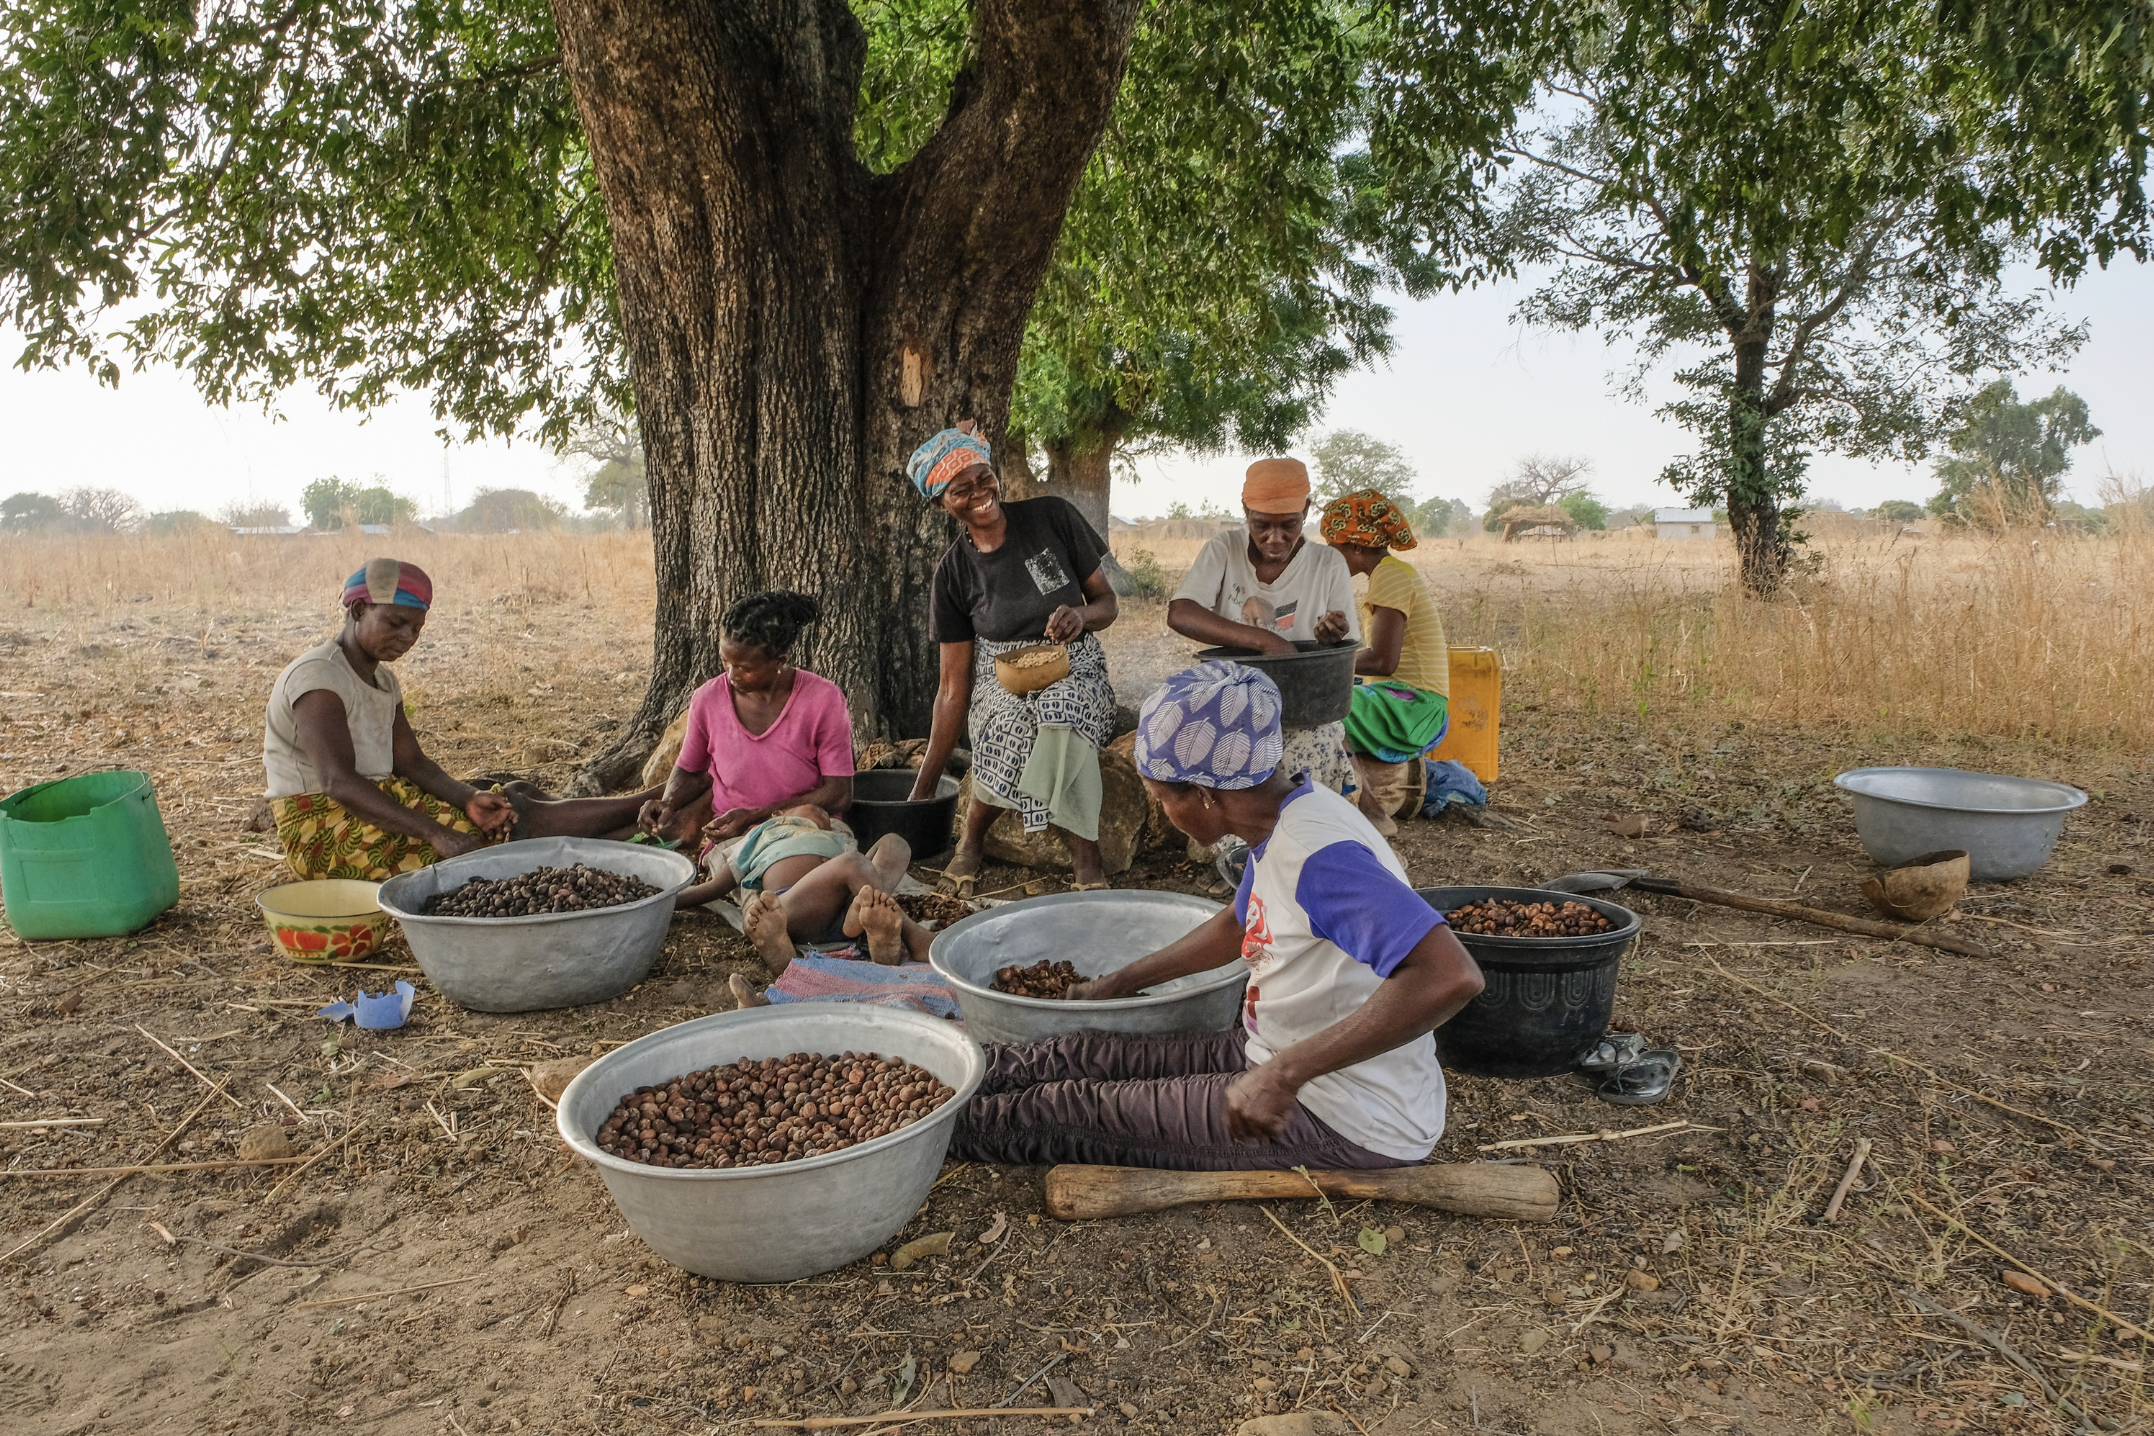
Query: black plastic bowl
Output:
[[1193, 641, 1357, 728], [1416, 886, 1641, 1079], [847, 770, 960, 862]]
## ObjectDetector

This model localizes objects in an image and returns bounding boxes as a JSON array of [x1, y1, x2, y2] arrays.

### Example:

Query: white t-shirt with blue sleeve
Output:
[[1235, 779, 1449, 1159]]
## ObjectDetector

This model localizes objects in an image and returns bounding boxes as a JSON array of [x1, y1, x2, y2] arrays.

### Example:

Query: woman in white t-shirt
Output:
[[1167, 457, 1361, 795], [947, 661, 1485, 1170]]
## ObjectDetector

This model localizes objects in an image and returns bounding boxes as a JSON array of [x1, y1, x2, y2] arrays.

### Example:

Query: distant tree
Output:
[[1308, 430, 1418, 504], [353, 487, 416, 526], [144, 510, 218, 535], [59, 486, 144, 533], [1409, 496, 1474, 538], [217, 498, 293, 529], [1927, 382, 2100, 528], [1872, 499, 1927, 525], [458, 487, 566, 533], [1486, 454, 1593, 511], [568, 422, 649, 529], [2050, 499, 2109, 533], [1558, 491, 1610, 530], [1, 491, 61, 533], [303, 477, 415, 529]]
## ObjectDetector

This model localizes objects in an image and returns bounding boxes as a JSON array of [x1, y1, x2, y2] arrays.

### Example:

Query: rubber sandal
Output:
[[936, 871, 977, 898], [1068, 881, 1111, 892], [1596, 1049, 1682, 1106], [1576, 1031, 1647, 1076]]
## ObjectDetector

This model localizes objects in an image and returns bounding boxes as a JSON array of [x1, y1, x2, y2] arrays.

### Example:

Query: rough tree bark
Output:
[[1043, 418, 1135, 594], [552, 0, 1143, 791], [1715, 259, 1788, 598]]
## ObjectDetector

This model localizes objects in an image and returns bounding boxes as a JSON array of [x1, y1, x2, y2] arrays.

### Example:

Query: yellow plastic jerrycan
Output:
[[1429, 646, 1501, 783]]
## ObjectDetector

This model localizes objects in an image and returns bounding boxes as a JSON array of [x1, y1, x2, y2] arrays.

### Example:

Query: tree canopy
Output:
[[1927, 380, 2100, 526]]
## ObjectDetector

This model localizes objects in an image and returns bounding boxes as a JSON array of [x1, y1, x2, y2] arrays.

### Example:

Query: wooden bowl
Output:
[[1859, 849, 1970, 923], [994, 643, 1070, 696]]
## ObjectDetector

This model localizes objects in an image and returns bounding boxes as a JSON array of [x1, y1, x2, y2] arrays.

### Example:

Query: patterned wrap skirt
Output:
[[968, 632, 1118, 833], [1279, 720, 1359, 795], [272, 776, 489, 882]]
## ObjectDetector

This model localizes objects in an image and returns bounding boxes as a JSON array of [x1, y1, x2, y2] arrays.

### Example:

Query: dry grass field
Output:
[[0, 528, 2148, 1436]]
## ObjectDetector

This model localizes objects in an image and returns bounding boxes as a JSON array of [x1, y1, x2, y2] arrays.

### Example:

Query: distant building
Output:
[[357, 524, 392, 536], [230, 525, 307, 536], [1654, 507, 1716, 540]]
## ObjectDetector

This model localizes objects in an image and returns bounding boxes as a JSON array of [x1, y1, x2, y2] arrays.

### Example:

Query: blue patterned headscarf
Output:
[[907, 425, 994, 499], [1133, 662, 1285, 789]]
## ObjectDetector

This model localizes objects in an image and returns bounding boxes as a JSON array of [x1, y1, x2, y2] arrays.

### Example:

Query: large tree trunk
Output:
[[552, 0, 1142, 791], [1724, 261, 1786, 599], [1043, 422, 1134, 594]]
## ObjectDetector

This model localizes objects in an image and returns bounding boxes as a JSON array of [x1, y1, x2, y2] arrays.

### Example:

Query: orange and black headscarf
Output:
[[1319, 489, 1417, 551]]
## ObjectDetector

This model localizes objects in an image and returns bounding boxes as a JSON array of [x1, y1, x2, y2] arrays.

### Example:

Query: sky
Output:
[[0, 257, 2146, 524]]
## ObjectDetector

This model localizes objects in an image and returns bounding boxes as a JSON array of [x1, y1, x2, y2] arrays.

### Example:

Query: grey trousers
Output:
[[947, 1027, 1409, 1170]]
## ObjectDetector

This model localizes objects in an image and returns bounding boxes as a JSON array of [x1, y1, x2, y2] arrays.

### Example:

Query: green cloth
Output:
[[976, 723, 1103, 842], [731, 816, 849, 891], [1343, 681, 1448, 765]]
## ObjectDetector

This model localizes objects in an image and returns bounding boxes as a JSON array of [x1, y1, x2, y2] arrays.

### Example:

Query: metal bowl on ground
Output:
[[929, 890, 1238, 1044], [377, 837, 696, 1012], [1192, 641, 1357, 727], [1833, 767, 2087, 880], [555, 1005, 984, 1282], [256, 878, 391, 963], [847, 770, 961, 862], [1415, 886, 1642, 1079]]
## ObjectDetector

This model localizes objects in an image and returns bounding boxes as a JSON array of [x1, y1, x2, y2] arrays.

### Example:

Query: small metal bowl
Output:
[[929, 890, 1240, 1044]]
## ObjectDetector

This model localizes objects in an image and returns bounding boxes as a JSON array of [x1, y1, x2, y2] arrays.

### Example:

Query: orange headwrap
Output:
[[1319, 489, 1417, 551], [1241, 457, 1311, 513]]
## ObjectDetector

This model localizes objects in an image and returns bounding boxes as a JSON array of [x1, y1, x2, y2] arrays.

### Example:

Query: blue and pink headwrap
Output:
[[1133, 661, 1285, 790], [907, 424, 993, 500], [342, 558, 432, 612]]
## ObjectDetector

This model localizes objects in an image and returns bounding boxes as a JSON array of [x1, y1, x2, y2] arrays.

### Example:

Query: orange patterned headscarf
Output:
[[1320, 490, 1417, 551]]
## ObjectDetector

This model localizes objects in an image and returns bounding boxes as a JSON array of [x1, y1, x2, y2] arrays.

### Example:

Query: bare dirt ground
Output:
[[1, 533, 2148, 1436]]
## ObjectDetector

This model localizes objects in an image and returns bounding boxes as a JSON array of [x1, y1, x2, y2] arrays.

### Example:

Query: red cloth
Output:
[[676, 669, 855, 816]]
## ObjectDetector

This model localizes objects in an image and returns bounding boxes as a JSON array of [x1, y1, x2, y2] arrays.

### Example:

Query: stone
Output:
[[961, 741, 1156, 874], [1233, 1415, 1350, 1436], [530, 1056, 597, 1104], [948, 1350, 981, 1375], [1120, 1403, 1140, 1419], [1384, 1356, 1412, 1379], [237, 1124, 293, 1162], [1625, 1270, 1660, 1291], [642, 711, 691, 788], [1520, 1328, 1550, 1354], [1383, 1225, 1406, 1245]]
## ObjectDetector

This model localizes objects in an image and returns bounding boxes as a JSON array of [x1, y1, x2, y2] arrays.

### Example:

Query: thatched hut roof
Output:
[[1496, 504, 1578, 541]]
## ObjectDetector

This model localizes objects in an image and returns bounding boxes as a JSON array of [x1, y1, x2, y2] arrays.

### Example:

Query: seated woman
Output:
[[1167, 457, 1361, 797], [264, 559, 655, 881], [637, 589, 856, 848], [947, 662, 1485, 1171], [676, 804, 933, 979], [1319, 490, 1452, 835], [904, 423, 1119, 894]]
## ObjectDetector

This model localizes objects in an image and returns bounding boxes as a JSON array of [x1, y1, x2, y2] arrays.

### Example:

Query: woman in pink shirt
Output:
[[639, 591, 857, 844]]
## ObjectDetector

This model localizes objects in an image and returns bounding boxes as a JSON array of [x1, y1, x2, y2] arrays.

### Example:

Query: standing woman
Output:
[[906, 423, 1119, 894], [1319, 490, 1450, 834]]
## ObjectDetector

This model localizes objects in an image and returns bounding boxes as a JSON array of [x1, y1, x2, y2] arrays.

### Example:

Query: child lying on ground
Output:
[[675, 805, 936, 1005]]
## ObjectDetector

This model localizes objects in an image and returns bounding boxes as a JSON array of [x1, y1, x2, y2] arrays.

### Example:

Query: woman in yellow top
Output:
[[1319, 491, 1449, 832]]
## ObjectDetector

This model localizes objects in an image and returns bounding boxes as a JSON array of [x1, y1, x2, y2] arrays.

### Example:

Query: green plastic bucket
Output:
[[0, 770, 181, 939]]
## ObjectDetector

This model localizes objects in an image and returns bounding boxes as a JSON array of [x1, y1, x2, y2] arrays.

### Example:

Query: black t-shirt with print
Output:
[[930, 496, 1108, 643]]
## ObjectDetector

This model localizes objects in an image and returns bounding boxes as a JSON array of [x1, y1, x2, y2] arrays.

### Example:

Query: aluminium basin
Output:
[[555, 1005, 984, 1282], [929, 890, 1240, 1044], [1833, 767, 2087, 880]]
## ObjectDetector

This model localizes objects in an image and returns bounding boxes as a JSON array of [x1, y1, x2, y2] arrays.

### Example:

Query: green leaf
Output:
[[1357, 1227, 1388, 1256], [892, 1352, 917, 1406]]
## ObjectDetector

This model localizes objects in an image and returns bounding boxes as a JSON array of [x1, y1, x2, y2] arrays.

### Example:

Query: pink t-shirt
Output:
[[676, 670, 856, 816]]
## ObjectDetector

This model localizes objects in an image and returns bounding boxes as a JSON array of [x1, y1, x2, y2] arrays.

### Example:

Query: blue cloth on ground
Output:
[[1420, 759, 1487, 818]]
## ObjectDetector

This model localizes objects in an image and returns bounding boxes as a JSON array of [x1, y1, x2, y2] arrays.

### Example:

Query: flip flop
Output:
[[1596, 1049, 1682, 1106], [936, 871, 977, 898], [1576, 1031, 1647, 1076], [1068, 881, 1111, 892]]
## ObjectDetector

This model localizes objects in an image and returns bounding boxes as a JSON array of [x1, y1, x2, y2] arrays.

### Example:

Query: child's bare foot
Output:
[[864, 832, 912, 889], [843, 886, 906, 965], [727, 972, 769, 1009], [743, 890, 795, 977]]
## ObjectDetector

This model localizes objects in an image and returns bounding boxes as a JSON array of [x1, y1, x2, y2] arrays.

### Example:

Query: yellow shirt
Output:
[[1358, 555, 1449, 698]]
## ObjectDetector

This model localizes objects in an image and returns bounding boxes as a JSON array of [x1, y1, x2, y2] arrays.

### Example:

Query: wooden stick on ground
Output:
[[2, 1156, 307, 1178], [1821, 1138, 1873, 1222], [1904, 1289, 2089, 1427], [295, 1273, 484, 1309], [266, 1121, 367, 1203], [136, 1025, 243, 1108], [750, 1408, 1092, 1430], [0, 1088, 218, 1264], [0, 1117, 105, 1130], [1628, 876, 1990, 957], [1480, 1119, 1709, 1153], [1904, 1191, 2154, 1344]]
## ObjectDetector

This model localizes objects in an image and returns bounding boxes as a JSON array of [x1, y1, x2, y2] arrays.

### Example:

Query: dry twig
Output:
[[1904, 1289, 2090, 1428], [1904, 1192, 2153, 1344], [265, 1121, 367, 1202], [1261, 1204, 1360, 1316], [136, 1025, 242, 1108], [1478, 1119, 1710, 1152], [751, 1410, 1092, 1430], [295, 1273, 484, 1309], [2, 1156, 305, 1178], [1821, 1138, 1873, 1222], [0, 1087, 218, 1263]]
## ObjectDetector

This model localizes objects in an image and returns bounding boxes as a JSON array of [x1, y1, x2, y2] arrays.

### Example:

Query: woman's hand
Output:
[[1312, 609, 1351, 644], [1043, 604, 1085, 643], [428, 824, 489, 861], [905, 771, 938, 802], [465, 791, 517, 840], [703, 807, 762, 842], [636, 796, 675, 836], [1224, 1064, 1301, 1142]]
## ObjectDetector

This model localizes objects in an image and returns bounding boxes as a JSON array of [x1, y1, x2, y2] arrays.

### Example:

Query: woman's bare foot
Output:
[[727, 972, 769, 1009], [843, 886, 907, 965], [742, 890, 795, 977], [864, 832, 913, 890], [1068, 834, 1108, 889]]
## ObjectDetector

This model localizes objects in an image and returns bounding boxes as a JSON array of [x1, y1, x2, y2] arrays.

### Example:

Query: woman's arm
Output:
[[1044, 567, 1119, 641], [1066, 907, 1245, 1000], [638, 764, 715, 838], [908, 641, 977, 800], [704, 772, 854, 842], [1224, 924, 1484, 1140], [1354, 606, 1406, 677], [292, 690, 490, 858], [392, 706, 516, 839], [1166, 598, 1298, 656]]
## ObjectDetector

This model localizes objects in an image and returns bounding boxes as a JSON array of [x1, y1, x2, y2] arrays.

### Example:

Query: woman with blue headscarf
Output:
[[905, 422, 1120, 892], [947, 661, 1486, 1171]]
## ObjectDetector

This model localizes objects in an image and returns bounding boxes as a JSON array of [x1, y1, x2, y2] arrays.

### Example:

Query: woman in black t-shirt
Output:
[[906, 423, 1120, 892]]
